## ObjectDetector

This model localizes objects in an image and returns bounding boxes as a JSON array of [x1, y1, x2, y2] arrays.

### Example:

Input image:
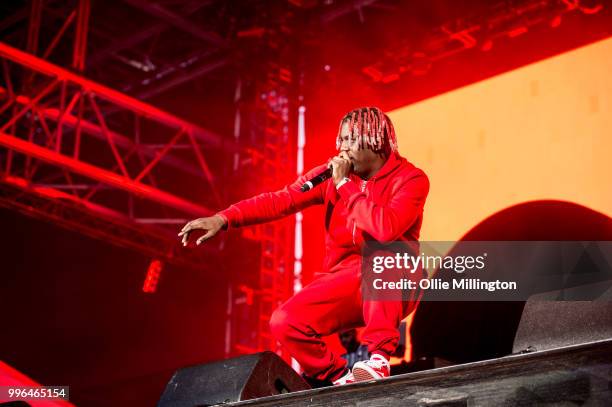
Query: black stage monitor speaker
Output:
[[157, 351, 310, 407], [513, 293, 612, 354]]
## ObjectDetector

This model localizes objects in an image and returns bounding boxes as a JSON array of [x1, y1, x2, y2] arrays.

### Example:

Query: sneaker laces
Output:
[[367, 355, 389, 369]]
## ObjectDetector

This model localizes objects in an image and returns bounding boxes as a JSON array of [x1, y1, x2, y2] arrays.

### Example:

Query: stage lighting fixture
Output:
[[143, 259, 163, 293]]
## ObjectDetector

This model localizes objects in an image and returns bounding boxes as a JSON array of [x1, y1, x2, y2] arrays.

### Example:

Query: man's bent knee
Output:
[[269, 308, 291, 340]]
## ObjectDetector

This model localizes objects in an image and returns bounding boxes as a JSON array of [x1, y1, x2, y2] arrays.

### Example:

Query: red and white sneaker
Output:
[[352, 354, 390, 381], [332, 369, 355, 386]]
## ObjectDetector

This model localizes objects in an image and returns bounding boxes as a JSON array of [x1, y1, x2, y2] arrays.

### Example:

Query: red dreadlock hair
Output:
[[335, 107, 398, 156]]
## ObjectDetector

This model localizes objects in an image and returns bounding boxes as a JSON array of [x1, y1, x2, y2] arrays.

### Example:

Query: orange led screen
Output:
[[390, 37, 612, 242]]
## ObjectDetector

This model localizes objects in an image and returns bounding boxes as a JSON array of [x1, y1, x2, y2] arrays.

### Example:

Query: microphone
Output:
[[300, 168, 332, 192]]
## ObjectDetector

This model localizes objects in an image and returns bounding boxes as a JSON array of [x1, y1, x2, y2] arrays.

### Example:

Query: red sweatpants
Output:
[[269, 266, 418, 381]]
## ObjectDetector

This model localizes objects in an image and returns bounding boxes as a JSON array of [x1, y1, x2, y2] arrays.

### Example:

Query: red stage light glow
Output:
[[143, 259, 163, 293]]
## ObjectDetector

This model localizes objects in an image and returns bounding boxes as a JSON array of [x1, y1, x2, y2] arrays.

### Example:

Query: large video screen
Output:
[[390, 37, 612, 241]]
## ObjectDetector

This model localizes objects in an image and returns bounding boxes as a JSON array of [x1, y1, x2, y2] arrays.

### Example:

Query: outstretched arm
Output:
[[179, 165, 327, 246]]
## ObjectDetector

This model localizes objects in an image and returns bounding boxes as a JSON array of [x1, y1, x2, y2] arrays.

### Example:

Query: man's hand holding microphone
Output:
[[329, 151, 352, 186]]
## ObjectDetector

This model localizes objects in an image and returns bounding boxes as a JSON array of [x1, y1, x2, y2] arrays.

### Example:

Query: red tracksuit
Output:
[[219, 153, 429, 381]]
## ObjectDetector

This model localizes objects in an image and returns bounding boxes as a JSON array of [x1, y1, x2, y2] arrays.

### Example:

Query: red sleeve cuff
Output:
[[217, 206, 242, 229]]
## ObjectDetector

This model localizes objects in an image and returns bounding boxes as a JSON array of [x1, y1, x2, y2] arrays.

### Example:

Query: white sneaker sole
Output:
[[352, 362, 387, 382]]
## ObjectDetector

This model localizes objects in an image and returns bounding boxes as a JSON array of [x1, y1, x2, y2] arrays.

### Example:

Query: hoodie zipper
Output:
[[352, 179, 368, 245]]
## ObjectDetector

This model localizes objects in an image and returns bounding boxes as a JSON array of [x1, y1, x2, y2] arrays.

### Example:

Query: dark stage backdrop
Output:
[[0, 207, 227, 407]]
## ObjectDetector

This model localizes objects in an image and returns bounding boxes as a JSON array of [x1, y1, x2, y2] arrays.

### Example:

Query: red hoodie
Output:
[[219, 153, 429, 273]]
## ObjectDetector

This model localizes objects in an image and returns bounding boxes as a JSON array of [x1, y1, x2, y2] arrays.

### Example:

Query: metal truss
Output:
[[227, 38, 298, 361], [121, 0, 226, 48], [250, 73, 295, 360], [0, 41, 229, 270], [86, 1, 213, 68], [361, 0, 605, 83], [0, 177, 210, 270], [254, 66, 296, 359]]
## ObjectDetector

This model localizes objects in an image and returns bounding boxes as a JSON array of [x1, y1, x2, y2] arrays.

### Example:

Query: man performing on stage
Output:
[[179, 107, 429, 386]]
